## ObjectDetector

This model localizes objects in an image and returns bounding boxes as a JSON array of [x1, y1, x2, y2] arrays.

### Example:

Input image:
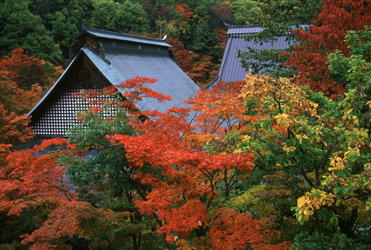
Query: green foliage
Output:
[[1, 0, 151, 63], [61, 95, 166, 249], [43, 8, 80, 52], [256, 0, 321, 25], [237, 69, 371, 244], [328, 26, 371, 91], [230, 0, 262, 25], [292, 231, 371, 250], [66, 98, 137, 195], [0, 0, 63, 64], [90, 0, 149, 34]]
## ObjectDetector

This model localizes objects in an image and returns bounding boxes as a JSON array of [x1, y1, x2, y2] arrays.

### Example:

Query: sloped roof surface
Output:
[[205, 24, 308, 89], [82, 47, 199, 113], [217, 36, 290, 83]]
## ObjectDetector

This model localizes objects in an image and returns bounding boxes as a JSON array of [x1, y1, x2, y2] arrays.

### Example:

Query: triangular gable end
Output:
[[28, 49, 114, 138]]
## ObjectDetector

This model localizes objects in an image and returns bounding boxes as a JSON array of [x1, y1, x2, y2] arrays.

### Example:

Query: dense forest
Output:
[[1, 0, 371, 249], [0, 0, 322, 87]]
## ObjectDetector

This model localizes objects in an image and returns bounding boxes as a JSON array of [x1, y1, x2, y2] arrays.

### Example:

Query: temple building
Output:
[[205, 23, 307, 89], [27, 21, 200, 139]]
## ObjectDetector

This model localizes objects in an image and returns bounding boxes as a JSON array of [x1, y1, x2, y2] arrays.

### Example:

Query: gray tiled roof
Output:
[[205, 24, 308, 89], [28, 25, 200, 133], [81, 47, 199, 113]]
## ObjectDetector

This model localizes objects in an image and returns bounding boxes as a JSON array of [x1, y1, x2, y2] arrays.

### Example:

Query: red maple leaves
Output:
[[0, 138, 74, 215], [286, 0, 371, 98], [0, 48, 63, 114], [1, 78, 291, 249]]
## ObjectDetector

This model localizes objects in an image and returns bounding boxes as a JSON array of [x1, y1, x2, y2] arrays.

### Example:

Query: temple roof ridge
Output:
[[74, 20, 171, 48]]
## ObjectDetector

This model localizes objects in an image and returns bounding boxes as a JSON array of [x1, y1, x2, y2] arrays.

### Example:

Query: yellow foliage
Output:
[[275, 113, 290, 128], [296, 189, 336, 224], [283, 144, 296, 153]]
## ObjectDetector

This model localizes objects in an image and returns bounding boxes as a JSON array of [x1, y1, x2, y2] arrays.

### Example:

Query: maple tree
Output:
[[0, 74, 42, 116], [0, 48, 63, 195], [0, 76, 294, 249], [185, 80, 246, 139], [286, 0, 371, 98], [102, 80, 292, 249], [0, 137, 76, 249], [175, 3, 193, 23], [0, 47, 63, 248], [0, 104, 33, 169], [167, 38, 194, 75], [0, 48, 63, 115]]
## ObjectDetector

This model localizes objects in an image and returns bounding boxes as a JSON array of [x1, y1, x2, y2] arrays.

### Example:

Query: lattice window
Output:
[[32, 86, 116, 136]]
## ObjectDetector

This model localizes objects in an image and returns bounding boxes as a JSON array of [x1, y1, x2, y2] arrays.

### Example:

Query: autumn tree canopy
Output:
[[0, 48, 63, 115], [2, 1, 371, 249], [0, 76, 295, 249], [286, 0, 371, 97]]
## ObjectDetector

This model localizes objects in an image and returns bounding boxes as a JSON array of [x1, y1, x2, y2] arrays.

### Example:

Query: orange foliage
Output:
[[188, 54, 212, 80], [0, 47, 62, 90], [214, 27, 227, 51], [0, 48, 45, 89], [22, 200, 130, 249], [103, 80, 260, 245], [210, 208, 264, 250], [188, 53, 221, 88], [168, 35, 223, 88], [167, 38, 222, 88], [0, 78, 289, 249], [0, 104, 33, 147], [175, 3, 194, 22], [75, 76, 172, 114], [168, 38, 194, 74], [109, 106, 255, 244], [0, 104, 33, 166], [0, 48, 63, 114], [0, 71, 44, 115], [209, 208, 292, 250], [0, 138, 75, 215], [286, 0, 371, 98], [185, 80, 246, 139]]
